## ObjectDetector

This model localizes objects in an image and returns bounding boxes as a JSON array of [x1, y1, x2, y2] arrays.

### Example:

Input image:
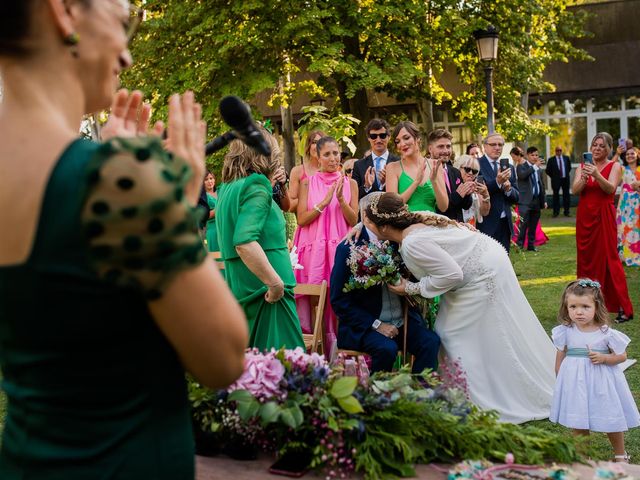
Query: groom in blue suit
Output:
[[477, 133, 520, 253], [330, 195, 440, 373]]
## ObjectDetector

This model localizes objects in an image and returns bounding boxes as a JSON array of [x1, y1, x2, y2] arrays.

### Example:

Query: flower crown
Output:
[[577, 279, 601, 289], [369, 194, 409, 220]]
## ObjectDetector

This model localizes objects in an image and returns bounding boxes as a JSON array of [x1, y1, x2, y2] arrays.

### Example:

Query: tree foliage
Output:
[[124, 0, 589, 152]]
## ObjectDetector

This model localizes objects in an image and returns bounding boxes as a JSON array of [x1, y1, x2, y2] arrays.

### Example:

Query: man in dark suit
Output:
[[352, 119, 399, 199], [516, 147, 546, 251], [330, 195, 440, 373], [428, 128, 473, 221], [545, 146, 571, 217], [477, 133, 520, 253]]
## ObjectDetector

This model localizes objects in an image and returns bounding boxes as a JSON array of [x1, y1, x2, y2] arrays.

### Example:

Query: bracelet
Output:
[[482, 196, 490, 202], [405, 281, 421, 296], [313, 204, 324, 214]]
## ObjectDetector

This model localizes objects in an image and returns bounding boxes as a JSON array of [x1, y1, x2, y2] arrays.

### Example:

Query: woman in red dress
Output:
[[573, 132, 633, 322]]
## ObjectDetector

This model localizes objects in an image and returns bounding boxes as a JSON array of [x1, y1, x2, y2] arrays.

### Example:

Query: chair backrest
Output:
[[209, 251, 225, 270], [293, 280, 327, 354]]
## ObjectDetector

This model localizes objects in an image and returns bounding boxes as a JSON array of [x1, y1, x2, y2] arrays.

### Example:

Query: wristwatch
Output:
[[372, 319, 382, 330]]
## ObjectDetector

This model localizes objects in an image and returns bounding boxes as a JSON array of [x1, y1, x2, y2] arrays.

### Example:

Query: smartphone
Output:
[[582, 152, 593, 164], [619, 138, 627, 152], [476, 174, 485, 185], [499, 158, 510, 171], [268, 451, 312, 477]]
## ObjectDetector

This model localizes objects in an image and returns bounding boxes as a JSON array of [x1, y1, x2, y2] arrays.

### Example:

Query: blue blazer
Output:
[[477, 155, 519, 237], [329, 229, 425, 351]]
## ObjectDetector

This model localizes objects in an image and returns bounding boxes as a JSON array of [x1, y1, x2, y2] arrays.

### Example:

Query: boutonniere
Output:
[[455, 178, 461, 185]]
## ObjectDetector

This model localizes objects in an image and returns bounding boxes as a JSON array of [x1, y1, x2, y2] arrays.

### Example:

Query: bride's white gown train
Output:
[[400, 223, 556, 424]]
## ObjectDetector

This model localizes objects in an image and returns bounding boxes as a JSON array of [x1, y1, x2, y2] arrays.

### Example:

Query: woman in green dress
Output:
[[385, 121, 449, 212], [204, 171, 220, 251], [0, 2, 247, 479], [217, 130, 305, 351]]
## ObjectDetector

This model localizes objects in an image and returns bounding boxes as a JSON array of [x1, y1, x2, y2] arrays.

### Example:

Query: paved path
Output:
[[196, 455, 640, 479]]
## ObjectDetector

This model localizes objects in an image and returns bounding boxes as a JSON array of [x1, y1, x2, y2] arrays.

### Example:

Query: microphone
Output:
[[204, 131, 236, 156], [219, 96, 272, 157]]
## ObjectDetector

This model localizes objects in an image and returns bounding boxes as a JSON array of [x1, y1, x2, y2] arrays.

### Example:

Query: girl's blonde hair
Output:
[[221, 126, 281, 183], [558, 279, 610, 328]]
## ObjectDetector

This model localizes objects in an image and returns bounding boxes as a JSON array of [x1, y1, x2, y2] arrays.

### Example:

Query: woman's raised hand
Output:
[[165, 91, 207, 205], [414, 158, 427, 185], [428, 158, 442, 182], [320, 180, 338, 208], [102, 89, 164, 140], [335, 175, 345, 203]]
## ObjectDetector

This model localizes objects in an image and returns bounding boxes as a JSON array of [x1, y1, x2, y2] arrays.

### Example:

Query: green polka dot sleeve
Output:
[[82, 137, 206, 300]]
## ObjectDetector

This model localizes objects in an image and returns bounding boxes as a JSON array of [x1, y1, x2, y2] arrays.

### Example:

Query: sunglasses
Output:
[[344, 168, 353, 174], [462, 167, 479, 175], [369, 132, 389, 140]]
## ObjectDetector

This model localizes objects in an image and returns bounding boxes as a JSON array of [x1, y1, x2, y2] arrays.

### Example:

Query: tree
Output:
[[124, 0, 589, 155]]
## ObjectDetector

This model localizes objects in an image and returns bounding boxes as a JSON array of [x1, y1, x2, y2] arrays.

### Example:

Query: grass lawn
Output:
[[513, 209, 640, 462], [0, 209, 637, 462]]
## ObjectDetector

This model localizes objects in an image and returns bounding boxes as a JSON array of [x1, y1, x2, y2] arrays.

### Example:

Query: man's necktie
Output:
[[443, 166, 451, 192], [374, 156, 383, 185], [532, 170, 539, 196], [493, 161, 498, 177], [559, 157, 565, 178]]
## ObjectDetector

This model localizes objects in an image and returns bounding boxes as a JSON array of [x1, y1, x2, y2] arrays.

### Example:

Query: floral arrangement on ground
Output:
[[189, 348, 580, 480]]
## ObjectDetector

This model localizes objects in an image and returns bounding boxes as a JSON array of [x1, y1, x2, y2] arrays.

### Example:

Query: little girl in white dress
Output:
[[550, 279, 640, 462]]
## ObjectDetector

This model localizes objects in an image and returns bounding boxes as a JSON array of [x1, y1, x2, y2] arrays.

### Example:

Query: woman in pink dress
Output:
[[294, 137, 359, 355]]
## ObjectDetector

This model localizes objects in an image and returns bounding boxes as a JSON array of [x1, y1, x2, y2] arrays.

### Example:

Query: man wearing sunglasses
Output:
[[516, 147, 547, 251], [352, 119, 399, 199]]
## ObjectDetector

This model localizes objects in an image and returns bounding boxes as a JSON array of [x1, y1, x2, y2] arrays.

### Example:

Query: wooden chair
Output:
[[294, 280, 327, 354]]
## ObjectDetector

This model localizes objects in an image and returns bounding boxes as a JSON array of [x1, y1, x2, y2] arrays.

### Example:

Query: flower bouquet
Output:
[[189, 349, 582, 480], [343, 240, 438, 327], [343, 240, 406, 292]]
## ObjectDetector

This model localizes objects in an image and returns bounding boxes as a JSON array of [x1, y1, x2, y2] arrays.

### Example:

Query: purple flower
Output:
[[228, 350, 285, 399]]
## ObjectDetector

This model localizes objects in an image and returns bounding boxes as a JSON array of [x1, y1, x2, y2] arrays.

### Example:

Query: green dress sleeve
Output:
[[81, 136, 207, 300], [233, 174, 272, 247]]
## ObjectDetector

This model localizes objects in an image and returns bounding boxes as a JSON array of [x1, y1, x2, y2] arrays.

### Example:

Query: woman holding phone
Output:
[[573, 132, 633, 322]]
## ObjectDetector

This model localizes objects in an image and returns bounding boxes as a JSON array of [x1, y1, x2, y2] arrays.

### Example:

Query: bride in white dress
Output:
[[363, 192, 556, 424]]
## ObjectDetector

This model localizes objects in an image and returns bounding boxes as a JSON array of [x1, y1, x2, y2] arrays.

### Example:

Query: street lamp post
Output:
[[473, 26, 499, 134]]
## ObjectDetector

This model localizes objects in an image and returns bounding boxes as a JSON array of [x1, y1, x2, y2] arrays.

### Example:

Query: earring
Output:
[[64, 32, 80, 58]]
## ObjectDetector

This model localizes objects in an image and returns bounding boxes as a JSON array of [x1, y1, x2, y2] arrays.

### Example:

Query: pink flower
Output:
[[228, 350, 285, 399], [455, 178, 461, 185]]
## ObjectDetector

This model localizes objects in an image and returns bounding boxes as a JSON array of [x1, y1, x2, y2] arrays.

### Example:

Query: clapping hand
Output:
[[378, 166, 387, 185], [102, 89, 164, 140], [335, 175, 346, 203], [456, 181, 475, 197], [428, 158, 442, 182], [364, 166, 376, 189], [165, 91, 207, 205]]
